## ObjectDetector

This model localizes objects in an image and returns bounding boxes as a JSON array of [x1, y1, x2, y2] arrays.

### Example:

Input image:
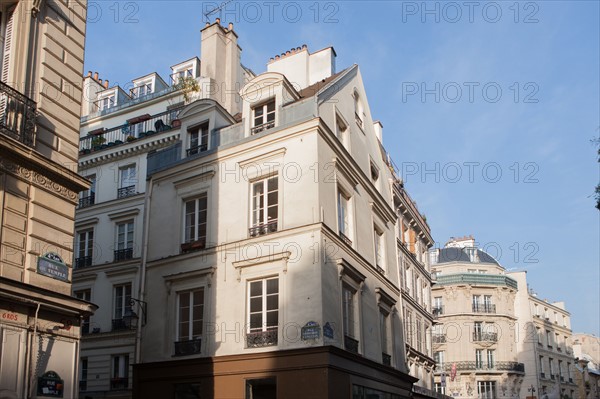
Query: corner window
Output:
[[247, 277, 279, 347], [75, 230, 94, 269], [183, 194, 207, 250], [187, 122, 209, 156], [251, 99, 275, 134], [249, 176, 278, 236], [337, 188, 352, 245], [175, 288, 204, 356]]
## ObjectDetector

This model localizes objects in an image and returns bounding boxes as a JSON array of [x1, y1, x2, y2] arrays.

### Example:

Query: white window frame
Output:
[[379, 308, 390, 355], [373, 225, 385, 269], [113, 283, 132, 319], [337, 187, 352, 242], [177, 288, 205, 342], [250, 175, 279, 233], [487, 349, 495, 368], [111, 354, 129, 387], [119, 164, 136, 189], [434, 351, 445, 368], [475, 349, 483, 368], [247, 277, 279, 334], [116, 220, 134, 251], [187, 122, 209, 155], [477, 381, 496, 399], [342, 283, 357, 339], [77, 229, 94, 260], [252, 99, 275, 132], [183, 194, 208, 244]]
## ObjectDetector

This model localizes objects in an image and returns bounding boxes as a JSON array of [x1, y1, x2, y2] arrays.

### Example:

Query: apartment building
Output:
[[572, 333, 600, 399], [0, 1, 96, 398], [512, 272, 578, 399]]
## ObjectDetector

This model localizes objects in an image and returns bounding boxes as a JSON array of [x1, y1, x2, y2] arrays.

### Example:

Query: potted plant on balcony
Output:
[[126, 135, 136, 142], [91, 136, 106, 150]]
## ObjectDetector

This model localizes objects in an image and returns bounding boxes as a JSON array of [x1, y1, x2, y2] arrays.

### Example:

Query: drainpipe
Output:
[[27, 303, 41, 399], [135, 177, 153, 364]]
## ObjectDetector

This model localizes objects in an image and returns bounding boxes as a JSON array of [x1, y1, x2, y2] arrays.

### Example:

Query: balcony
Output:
[[74, 256, 93, 269], [246, 329, 278, 348], [472, 304, 496, 314], [541, 372, 546, 379], [339, 232, 352, 246], [382, 353, 391, 366], [181, 238, 206, 253], [251, 121, 275, 135], [473, 332, 498, 342], [432, 306, 444, 317], [111, 318, 130, 331], [249, 221, 277, 237], [433, 334, 447, 344], [0, 81, 36, 147], [174, 338, 202, 356], [78, 193, 95, 208], [110, 377, 128, 390], [79, 107, 182, 153], [117, 185, 136, 199], [186, 143, 208, 156], [344, 335, 359, 354], [436, 361, 525, 373], [114, 248, 133, 262], [435, 273, 518, 290]]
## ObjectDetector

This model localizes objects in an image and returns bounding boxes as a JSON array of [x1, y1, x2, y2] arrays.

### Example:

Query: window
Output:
[[113, 284, 132, 329], [483, 295, 493, 312], [353, 90, 364, 128], [433, 297, 443, 316], [434, 351, 445, 368], [475, 349, 484, 369], [98, 94, 115, 111], [249, 176, 278, 236], [416, 317, 423, 352], [487, 350, 495, 369], [404, 309, 413, 346], [111, 355, 129, 390], [118, 165, 136, 198], [474, 321, 483, 341], [75, 230, 94, 269], [246, 378, 276, 399], [540, 355, 545, 377], [1, 6, 15, 83], [373, 226, 384, 271], [115, 220, 134, 261], [558, 360, 563, 379], [132, 82, 152, 98], [187, 122, 209, 156], [546, 330, 553, 348], [380, 309, 390, 365], [537, 327, 542, 345], [247, 277, 279, 347], [79, 175, 96, 208], [370, 160, 380, 185], [75, 289, 91, 334], [337, 188, 352, 244], [342, 284, 359, 353], [477, 381, 496, 399], [549, 358, 555, 378], [175, 288, 204, 356], [434, 383, 446, 395], [183, 195, 207, 248], [335, 115, 348, 147], [252, 99, 275, 133], [80, 357, 88, 391]]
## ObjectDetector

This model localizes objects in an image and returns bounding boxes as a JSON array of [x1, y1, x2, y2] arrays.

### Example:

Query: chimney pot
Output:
[[206, 22, 210, 27], [285, 51, 291, 56], [297, 47, 302, 51], [275, 55, 280, 60], [228, 22, 233, 30], [302, 44, 307, 49], [93, 72, 99, 80], [87, 71, 92, 77], [215, 17, 220, 24], [269, 58, 274, 62], [104, 80, 109, 89]]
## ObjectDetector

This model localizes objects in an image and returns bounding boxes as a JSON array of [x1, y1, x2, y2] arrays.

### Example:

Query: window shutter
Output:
[[1, 6, 15, 83]]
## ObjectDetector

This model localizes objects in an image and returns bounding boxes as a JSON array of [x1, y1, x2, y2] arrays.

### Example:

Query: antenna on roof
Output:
[[203, 0, 233, 22]]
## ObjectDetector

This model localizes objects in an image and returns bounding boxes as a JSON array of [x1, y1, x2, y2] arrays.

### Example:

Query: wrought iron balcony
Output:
[[382, 353, 391, 366], [180, 238, 206, 253], [473, 332, 498, 342], [248, 221, 278, 237], [432, 306, 444, 317], [186, 143, 208, 156], [110, 377, 128, 390], [433, 334, 447, 344], [251, 120, 275, 134], [0, 81, 36, 147], [344, 335, 359, 354], [472, 304, 496, 313], [246, 329, 278, 348], [174, 338, 202, 356], [114, 248, 133, 262], [435, 361, 525, 373], [435, 273, 518, 290], [117, 185, 136, 199], [111, 318, 129, 331], [75, 256, 93, 269], [78, 193, 95, 208]]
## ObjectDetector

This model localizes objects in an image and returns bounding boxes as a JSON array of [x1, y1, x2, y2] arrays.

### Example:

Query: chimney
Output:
[[93, 72, 99, 81], [104, 80, 109, 89], [373, 121, 383, 142], [87, 71, 92, 77], [228, 22, 233, 30]]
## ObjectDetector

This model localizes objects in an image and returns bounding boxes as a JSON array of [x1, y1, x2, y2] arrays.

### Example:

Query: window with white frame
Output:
[[475, 349, 484, 369], [379, 308, 390, 358], [549, 358, 554, 377], [187, 122, 209, 156], [250, 176, 278, 236], [342, 284, 359, 353], [251, 99, 275, 133], [540, 355, 545, 375], [353, 90, 364, 128], [416, 316, 423, 352], [247, 277, 279, 347], [132, 82, 152, 98], [404, 309, 413, 346], [118, 165, 136, 198], [111, 355, 129, 390], [184, 194, 207, 247], [546, 330, 553, 347], [433, 297, 443, 316], [76, 229, 94, 268], [337, 187, 352, 244], [176, 288, 204, 354], [98, 94, 115, 111], [487, 349, 495, 368], [373, 225, 385, 270], [113, 283, 132, 331], [434, 383, 446, 395], [75, 289, 91, 334], [477, 381, 495, 399], [434, 351, 445, 368], [335, 114, 348, 148], [79, 174, 96, 208], [115, 220, 134, 261]]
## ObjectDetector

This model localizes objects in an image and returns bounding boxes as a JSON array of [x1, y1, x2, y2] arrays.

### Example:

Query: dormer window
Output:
[[131, 82, 152, 99], [251, 99, 275, 134], [98, 94, 115, 111], [187, 122, 209, 156]]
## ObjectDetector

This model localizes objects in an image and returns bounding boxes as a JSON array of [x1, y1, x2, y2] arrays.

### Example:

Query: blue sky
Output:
[[84, 1, 600, 335]]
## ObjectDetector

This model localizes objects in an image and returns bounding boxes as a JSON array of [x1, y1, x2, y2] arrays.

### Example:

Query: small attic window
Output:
[[354, 89, 364, 128], [251, 99, 275, 134], [131, 81, 153, 99], [370, 160, 379, 183]]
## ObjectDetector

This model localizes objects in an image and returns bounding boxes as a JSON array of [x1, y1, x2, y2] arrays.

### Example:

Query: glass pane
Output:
[[266, 294, 278, 311], [179, 321, 189, 340], [250, 313, 262, 329], [267, 101, 275, 112], [250, 281, 262, 297], [267, 192, 277, 207], [192, 320, 203, 336], [266, 311, 278, 327], [266, 279, 278, 294], [250, 297, 262, 312], [267, 177, 278, 192]]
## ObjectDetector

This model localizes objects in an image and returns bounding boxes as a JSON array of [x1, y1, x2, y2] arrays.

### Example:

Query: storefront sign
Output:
[[301, 321, 320, 340], [37, 371, 64, 397], [37, 253, 68, 282]]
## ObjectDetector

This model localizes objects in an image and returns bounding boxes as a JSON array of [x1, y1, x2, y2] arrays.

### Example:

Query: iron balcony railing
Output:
[[174, 338, 202, 356], [433, 334, 447, 344], [432, 306, 444, 317], [382, 353, 391, 366], [114, 248, 133, 262], [74, 256, 93, 269], [78, 193, 95, 208], [251, 120, 275, 134], [79, 107, 182, 153], [111, 318, 129, 331], [0, 81, 36, 147], [344, 335, 359, 354], [473, 332, 498, 342], [435, 273, 518, 290], [186, 143, 208, 156], [246, 329, 278, 348], [249, 220, 278, 237], [473, 304, 497, 314], [117, 185, 136, 199], [110, 377, 128, 390], [435, 361, 525, 373], [79, 380, 87, 391]]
